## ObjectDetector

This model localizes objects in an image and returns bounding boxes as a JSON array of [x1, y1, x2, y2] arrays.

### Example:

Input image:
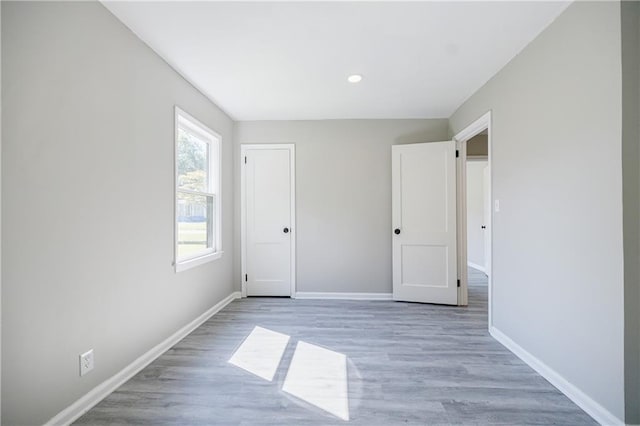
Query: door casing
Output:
[[240, 144, 296, 298], [453, 111, 493, 329]]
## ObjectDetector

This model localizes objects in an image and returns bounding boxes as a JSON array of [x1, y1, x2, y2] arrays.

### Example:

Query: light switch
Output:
[[494, 200, 500, 212]]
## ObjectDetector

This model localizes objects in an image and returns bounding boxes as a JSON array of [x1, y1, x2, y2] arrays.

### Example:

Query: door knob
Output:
[[394, 228, 401, 235], [283, 227, 289, 233], [481, 225, 486, 229]]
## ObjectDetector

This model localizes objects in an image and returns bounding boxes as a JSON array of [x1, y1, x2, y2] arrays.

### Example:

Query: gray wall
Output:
[[2, 2, 235, 425], [467, 134, 488, 157], [621, 2, 640, 424], [234, 120, 448, 294], [450, 1, 625, 421]]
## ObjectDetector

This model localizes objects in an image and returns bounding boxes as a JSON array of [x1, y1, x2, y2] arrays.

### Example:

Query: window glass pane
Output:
[[177, 127, 209, 192], [177, 192, 215, 259]]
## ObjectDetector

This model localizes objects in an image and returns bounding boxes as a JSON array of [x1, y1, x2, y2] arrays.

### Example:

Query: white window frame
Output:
[[174, 106, 223, 272]]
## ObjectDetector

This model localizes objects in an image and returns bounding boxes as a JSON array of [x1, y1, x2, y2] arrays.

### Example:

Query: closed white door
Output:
[[242, 145, 295, 296], [483, 165, 491, 275], [392, 141, 458, 305]]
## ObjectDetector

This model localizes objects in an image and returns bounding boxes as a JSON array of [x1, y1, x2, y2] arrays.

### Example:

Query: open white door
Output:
[[392, 141, 458, 305], [483, 165, 491, 275], [242, 145, 295, 297]]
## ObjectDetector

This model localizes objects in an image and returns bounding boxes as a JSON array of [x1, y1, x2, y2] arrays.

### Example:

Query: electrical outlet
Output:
[[79, 349, 94, 376]]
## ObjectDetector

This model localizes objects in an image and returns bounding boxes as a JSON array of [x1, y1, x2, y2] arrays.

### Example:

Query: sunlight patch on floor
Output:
[[228, 326, 290, 381], [282, 341, 350, 421]]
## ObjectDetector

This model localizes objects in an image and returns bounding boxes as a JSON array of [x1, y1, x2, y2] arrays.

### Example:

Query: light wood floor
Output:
[[76, 269, 596, 425]]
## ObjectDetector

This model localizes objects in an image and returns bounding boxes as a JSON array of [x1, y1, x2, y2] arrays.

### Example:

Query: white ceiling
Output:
[[103, 1, 570, 121]]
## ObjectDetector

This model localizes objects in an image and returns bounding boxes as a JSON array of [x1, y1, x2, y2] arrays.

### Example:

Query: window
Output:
[[175, 107, 222, 271]]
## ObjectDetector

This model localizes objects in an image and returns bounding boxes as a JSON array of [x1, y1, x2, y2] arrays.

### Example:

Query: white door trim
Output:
[[454, 111, 493, 329], [455, 111, 492, 141], [240, 144, 296, 298]]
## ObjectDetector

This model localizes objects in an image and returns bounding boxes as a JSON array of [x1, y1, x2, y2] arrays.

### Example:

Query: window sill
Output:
[[175, 251, 224, 273]]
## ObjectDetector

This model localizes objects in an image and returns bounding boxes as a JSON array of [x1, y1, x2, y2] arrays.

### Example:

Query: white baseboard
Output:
[[489, 326, 623, 426], [295, 292, 392, 301], [46, 291, 241, 426], [467, 261, 486, 273]]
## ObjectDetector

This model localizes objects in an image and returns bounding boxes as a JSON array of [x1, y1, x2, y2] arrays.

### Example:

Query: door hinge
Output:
[[244, 156, 247, 164], [457, 279, 460, 287], [245, 274, 248, 282], [456, 150, 459, 158]]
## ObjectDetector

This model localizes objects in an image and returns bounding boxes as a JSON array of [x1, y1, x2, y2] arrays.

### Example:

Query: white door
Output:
[[392, 141, 458, 305], [483, 165, 491, 275], [242, 145, 295, 297]]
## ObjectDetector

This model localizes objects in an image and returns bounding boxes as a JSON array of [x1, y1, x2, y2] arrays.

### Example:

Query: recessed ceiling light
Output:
[[347, 74, 363, 83]]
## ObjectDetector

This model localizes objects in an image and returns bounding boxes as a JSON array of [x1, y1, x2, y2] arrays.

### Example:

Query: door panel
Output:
[[401, 245, 448, 287], [245, 147, 293, 296], [401, 152, 449, 233], [392, 142, 458, 305]]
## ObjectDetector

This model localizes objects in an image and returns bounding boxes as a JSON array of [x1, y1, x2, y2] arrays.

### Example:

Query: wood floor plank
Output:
[[75, 269, 596, 425]]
